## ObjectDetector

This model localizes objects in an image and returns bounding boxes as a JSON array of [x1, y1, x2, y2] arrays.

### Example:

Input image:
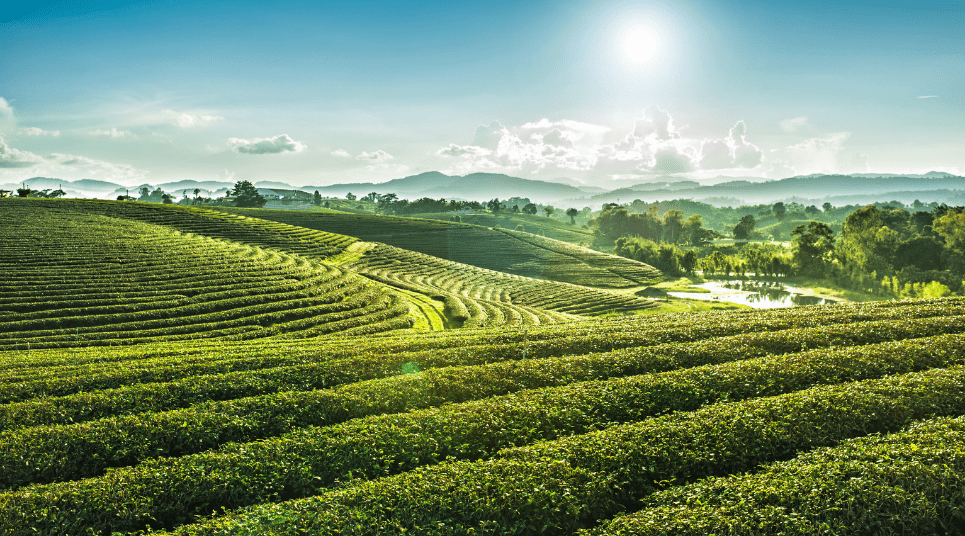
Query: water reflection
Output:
[[668, 280, 836, 309]]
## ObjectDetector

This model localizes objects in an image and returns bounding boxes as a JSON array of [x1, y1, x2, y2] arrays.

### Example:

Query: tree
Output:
[[681, 214, 707, 246], [522, 203, 538, 215], [363, 192, 379, 203], [772, 202, 787, 221], [487, 198, 502, 219], [805, 205, 820, 216], [662, 209, 684, 244], [161, 193, 173, 204], [313, 191, 322, 206], [376, 193, 398, 213], [230, 180, 267, 208], [933, 211, 965, 253], [733, 214, 756, 240], [345, 192, 357, 201], [822, 202, 833, 213], [543, 206, 555, 218], [566, 208, 579, 225], [194, 188, 201, 198], [139, 186, 150, 199], [791, 221, 835, 277]]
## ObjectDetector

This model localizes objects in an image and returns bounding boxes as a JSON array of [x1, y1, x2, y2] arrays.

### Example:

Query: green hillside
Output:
[[0, 199, 658, 339], [0, 202, 409, 349], [1, 299, 964, 533], [3, 198, 964, 534], [214, 207, 653, 288]]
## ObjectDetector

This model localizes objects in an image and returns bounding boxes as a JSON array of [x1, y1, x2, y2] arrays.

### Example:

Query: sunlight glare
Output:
[[621, 25, 658, 64]]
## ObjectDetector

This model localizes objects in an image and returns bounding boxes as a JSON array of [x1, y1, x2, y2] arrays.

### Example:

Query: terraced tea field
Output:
[[3, 198, 964, 534], [3, 199, 660, 336], [216, 207, 655, 288], [2, 298, 965, 534]]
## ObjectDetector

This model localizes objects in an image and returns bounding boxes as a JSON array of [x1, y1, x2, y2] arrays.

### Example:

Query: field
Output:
[[215, 207, 651, 288], [2, 198, 964, 535]]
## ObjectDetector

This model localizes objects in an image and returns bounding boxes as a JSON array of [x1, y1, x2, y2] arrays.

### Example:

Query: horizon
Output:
[[1, 0, 962, 188]]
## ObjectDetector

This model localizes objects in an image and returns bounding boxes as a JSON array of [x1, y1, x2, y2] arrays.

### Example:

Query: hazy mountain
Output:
[[307, 172, 584, 203], [158, 180, 235, 192], [590, 173, 965, 206], [7, 172, 962, 207]]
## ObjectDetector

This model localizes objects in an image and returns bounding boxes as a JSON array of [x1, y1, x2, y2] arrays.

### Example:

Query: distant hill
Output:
[[307, 172, 584, 203], [590, 173, 965, 206], [7, 171, 962, 207]]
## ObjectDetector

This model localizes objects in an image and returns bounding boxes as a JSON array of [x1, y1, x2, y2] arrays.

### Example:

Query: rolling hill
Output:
[[2, 197, 964, 534]]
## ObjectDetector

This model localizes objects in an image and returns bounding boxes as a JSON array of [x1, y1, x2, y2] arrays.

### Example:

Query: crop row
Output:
[[0, 320, 961, 498], [3, 199, 357, 262], [0, 276, 372, 342], [498, 227, 661, 285], [34, 359, 961, 536], [350, 243, 655, 319], [2, 296, 963, 392], [585, 414, 965, 535], [5, 296, 961, 406], [0, 285, 410, 351], [217, 208, 651, 288]]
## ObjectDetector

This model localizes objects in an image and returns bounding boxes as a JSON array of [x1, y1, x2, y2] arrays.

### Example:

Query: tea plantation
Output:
[[1, 198, 964, 535]]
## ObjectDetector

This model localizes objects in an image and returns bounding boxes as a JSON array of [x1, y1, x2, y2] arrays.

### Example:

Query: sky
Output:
[[0, 0, 962, 189]]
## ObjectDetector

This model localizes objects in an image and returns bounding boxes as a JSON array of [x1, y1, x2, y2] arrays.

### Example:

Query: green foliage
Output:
[[733, 214, 756, 240], [230, 180, 267, 208], [135, 364, 965, 535], [585, 415, 965, 535]]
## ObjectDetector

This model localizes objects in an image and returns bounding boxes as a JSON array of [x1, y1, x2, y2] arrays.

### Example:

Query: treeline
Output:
[[607, 203, 965, 299]]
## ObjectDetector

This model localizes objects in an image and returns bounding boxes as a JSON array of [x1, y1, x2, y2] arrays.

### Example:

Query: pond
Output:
[[667, 280, 837, 309]]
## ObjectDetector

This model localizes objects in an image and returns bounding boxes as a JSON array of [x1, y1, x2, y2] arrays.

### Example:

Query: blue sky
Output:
[[1, 0, 962, 188]]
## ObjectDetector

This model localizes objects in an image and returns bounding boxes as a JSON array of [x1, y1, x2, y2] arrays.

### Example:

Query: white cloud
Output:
[[698, 121, 764, 170], [0, 137, 43, 168], [437, 108, 772, 179], [631, 105, 680, 143], [20, 127, 60, 137], [0, 98, 16, 135], [471, 121, 506, 150], [780, 132, 851, 175], [437, 144, 492, 158], [521, 118, 611, 137], [166, 110, 223, 128], [89, 127, 132, 138], [916, 95, 938, 99], [356, 150, 394, 163], [228, 134, 306, 154], [331, 148, 351, 157], [780, 116, 808, 133]]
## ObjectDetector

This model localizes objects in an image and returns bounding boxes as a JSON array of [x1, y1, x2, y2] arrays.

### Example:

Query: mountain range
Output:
[[4, 171, 963, 207]]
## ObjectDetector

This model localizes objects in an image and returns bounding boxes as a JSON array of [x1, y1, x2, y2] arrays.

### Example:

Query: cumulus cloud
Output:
[[331, 148, 351, 157], [699, 121, 764, 170], [228, 134, 306, 154], [89, 127, 132, 138], [0, 137, 43, 168], [631, 105, 680, 143], [437, 107, 772, 179], [780, 116, 808, 133], [356, 150, 394, 163], [167, 110, 223, 128], [471, 121, 506, 150], [20, 127, 60, 137]]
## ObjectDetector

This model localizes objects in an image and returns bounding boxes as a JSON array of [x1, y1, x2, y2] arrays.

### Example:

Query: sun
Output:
[[621, 26, 658, 64]]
